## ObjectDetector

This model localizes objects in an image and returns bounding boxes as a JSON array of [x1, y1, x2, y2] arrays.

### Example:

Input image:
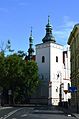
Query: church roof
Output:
[[27, 27, 34, 60], [42, 16, 56, 43]]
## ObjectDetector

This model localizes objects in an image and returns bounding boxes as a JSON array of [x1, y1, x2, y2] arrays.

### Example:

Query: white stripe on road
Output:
[[0, 107, 12, 110], [3, 108, 23, 119], [21, 114, 28, 117]]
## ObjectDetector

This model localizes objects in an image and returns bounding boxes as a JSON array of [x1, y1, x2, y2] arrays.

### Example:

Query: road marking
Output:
[[3, 108, 23, 119], [68, 114, 71, 117], [0, 107, 12, 110], [21, 114, 28, 117]]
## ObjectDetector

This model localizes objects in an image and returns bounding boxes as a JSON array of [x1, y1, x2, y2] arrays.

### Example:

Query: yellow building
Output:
[[68, 24, 79, 111]]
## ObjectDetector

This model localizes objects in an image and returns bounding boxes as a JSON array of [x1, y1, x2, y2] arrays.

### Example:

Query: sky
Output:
[[0, 0, 79, 54]]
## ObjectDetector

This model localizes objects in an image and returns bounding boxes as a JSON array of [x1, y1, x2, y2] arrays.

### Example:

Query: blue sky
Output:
[[0, 0, 79, 54]]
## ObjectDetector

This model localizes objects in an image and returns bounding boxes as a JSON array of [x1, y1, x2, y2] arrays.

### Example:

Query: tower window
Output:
[[56, 56, 58, 62], [42, 56, 45, 63], [56, 87, 58, 92]]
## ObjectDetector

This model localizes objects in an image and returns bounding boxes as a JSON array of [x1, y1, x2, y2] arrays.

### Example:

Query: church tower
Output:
[[28, 27, 34, 60], [36, 16, 63, 105], [42, 16, 56, 43]]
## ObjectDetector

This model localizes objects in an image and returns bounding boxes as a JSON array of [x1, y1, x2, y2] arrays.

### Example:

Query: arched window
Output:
[[56, 56, 58, 62], [56, 87, 58, 92], [42, 56, 45, 63]]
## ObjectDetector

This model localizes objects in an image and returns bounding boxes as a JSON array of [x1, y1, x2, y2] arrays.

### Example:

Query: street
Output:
[[0, 106, 76, 119]]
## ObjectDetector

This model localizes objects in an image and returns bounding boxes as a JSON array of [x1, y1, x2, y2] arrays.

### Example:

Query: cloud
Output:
[[53, 16, 78, 44]]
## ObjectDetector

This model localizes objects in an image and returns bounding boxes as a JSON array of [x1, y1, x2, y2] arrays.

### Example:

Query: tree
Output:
[[0, 52, 7, 89], [22, 61, 39, 103], [0, 40, 14, 54], [0, 52, 39, 104]]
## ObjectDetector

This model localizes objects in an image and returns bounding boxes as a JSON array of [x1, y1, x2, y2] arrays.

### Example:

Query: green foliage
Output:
[[0, 40, 14, 54], [0, 52, 39, 104], [23, 61, 39, 96]]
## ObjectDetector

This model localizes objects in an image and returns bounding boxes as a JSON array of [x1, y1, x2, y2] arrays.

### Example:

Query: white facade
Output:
[[36, 42, 71, 105], [36, 42, 50, 80], [35, 17, 71, 105], [50, 43, 63, 105], [62, 46, 71, 103]]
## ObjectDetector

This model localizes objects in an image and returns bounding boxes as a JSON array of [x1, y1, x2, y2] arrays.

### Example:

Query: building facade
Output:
[[68, 24, 79, 109], [35, 17, 71, 105], [62, 48, 71, 103]]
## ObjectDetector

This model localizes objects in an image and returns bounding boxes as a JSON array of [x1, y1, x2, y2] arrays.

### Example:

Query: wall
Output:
[[36, 43, 50, 80], [50, 43, 63, 105]]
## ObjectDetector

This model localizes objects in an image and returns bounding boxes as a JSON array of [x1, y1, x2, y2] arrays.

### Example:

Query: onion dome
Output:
[[42, 16, 56, 43]]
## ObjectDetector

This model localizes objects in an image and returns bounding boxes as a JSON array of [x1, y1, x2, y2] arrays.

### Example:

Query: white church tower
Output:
[[36, 16, 71, 105]]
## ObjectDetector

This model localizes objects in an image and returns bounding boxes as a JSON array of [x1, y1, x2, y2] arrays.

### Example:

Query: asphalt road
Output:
[[0, 106, 76, 119]]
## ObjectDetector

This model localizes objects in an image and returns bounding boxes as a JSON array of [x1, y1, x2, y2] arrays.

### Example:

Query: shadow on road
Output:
[[33, 105, 65, 115], [33, 111, 65, 115]]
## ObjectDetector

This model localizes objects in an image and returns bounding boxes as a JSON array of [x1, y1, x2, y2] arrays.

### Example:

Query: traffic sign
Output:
[[68, 86, 77, 93]]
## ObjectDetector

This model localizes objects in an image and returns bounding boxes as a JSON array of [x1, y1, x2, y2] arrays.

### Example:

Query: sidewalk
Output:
[[73, 114, 79, 119], [69, 107, 79, 119], [58, 106, 79, 119]]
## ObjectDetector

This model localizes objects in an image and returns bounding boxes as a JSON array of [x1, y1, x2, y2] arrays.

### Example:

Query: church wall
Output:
[[50, 43, 63, 105], [35, 43, 50, 104], [35, 43, 71, 105], [36, 43, 50, 80], [62, 47, 71, 102]]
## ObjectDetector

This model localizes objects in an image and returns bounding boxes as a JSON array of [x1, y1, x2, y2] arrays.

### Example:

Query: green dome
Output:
[[42, 16, 56, 43]]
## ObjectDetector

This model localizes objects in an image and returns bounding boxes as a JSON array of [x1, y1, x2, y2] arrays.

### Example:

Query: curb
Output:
[[0, 106, 13, 110]]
